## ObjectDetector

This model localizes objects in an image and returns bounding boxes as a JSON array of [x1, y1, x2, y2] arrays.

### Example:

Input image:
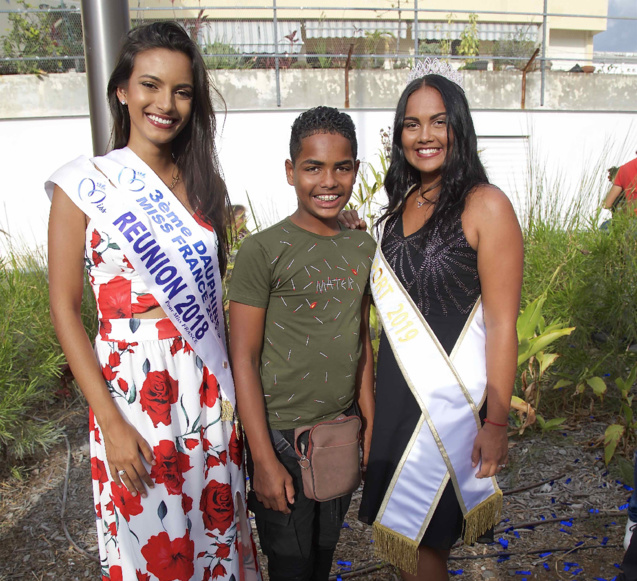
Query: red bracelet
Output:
[[484, 418, 508, 428]]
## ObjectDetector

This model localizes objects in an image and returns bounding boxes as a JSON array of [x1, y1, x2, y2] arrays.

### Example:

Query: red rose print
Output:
[[90, 456, 109, 495], [117, 377, 129, 394], [101, 364, 117, 381], [111, 482, 144, 521], [92, 250, 105, 267], [136, 572, 151, 581], [89, 410, 102, 444], [95, 502, 102, 519], [107, 520, 117, 537], [150, 440, 192, 495], [141, 531, 194, 581], [218, 450, 227, 466], [202, 570, 212, 581], [90, 229, 102, 249], [105, 499, 115, 516], [109, 565, 123, 581], [211, 562, 227, 579], [170, 337, 184, 356], [200, 480, 234, 534], [140, 371, 179, 428], [108, 351, 121, 368], [99, 320, 112, 341], [200, 367, 218, 408], [97, 276, 132, 319], [228, 424, 243, 467], [183, 341, 193, 354], [215, 542, 230, 559], [132, 293, 158, 314], [183, 438, 198, 450], [155, 318, 179, 340], [123, 255, 134, 270], [181, 494, 193, 514], [205, 454, 221, 476]]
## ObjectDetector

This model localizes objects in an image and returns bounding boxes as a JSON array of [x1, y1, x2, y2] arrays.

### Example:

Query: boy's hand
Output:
[[252, 457, 295, 513], [338, 209, 367, 231]]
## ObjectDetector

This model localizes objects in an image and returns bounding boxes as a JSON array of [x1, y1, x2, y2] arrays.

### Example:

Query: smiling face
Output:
[[401, 85, 452, 188], [116, 48, 194, 155], [286, 132, 359, 235]]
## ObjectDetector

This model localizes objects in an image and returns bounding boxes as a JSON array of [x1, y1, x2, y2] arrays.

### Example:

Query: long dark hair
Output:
[[381, 74, 488, 238], [107, 21, 231, 273]]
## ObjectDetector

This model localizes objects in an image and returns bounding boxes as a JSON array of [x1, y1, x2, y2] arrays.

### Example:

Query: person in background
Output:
[[604, 152, 637, 212]]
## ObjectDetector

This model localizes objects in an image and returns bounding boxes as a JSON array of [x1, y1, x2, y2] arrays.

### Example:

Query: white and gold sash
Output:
[[371, 236, 502, 574], [45, 147, 235, 417]]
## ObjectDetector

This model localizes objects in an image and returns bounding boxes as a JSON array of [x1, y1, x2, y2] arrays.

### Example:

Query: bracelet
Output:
[[484, 418, 508, 428]]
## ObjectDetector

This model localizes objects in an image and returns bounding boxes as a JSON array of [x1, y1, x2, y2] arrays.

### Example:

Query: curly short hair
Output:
[[289, 106, 357, 164]]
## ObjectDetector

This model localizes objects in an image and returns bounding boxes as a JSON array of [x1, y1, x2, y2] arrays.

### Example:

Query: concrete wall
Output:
[[1, 69, 636, 119], [2, 107, 635, 257]]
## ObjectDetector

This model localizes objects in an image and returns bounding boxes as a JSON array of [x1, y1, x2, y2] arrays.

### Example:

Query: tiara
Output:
[[407, 58, 464, 90]]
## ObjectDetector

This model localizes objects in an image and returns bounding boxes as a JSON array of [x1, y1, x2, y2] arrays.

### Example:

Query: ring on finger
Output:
[[118, 469, 127, 477], [498, 464, 506, 469]]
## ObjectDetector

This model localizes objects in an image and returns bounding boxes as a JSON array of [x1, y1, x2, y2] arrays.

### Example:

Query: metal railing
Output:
[[1, 2, 635, 106]]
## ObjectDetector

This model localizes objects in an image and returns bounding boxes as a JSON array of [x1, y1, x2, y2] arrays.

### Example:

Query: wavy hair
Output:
[[107, 21, 231, 273], [381, 74, 488, 239]]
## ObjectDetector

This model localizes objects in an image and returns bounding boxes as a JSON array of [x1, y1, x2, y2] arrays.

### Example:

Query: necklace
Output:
[[169, 165, 180, 190], [416, 186, 434, 208]]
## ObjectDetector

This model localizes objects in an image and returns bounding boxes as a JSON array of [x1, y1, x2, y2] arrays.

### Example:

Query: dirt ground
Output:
[[0, 407, 630, 581]]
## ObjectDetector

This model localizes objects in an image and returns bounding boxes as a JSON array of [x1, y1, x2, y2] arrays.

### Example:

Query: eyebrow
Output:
[[138, 74, 193, 89], [404, 112, 446, 122], [300, 159, 353, 166]]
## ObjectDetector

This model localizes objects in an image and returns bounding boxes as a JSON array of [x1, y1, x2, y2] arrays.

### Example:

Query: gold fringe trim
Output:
[[462, 490, 503, 545], [221, 399, 235, 422], [372, 522, 419, 575]]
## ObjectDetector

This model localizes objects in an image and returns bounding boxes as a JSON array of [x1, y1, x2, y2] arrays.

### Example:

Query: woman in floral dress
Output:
[[47, 22, 260, 581]]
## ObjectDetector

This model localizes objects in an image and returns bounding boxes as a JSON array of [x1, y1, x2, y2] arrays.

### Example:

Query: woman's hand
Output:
[[103, 419, 156, 497], [338, 209, 368, 231], [471, 423, 508, 478]]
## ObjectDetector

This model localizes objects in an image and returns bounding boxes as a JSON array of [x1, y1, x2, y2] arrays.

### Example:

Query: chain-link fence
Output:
[[1, 2, 635, 76]]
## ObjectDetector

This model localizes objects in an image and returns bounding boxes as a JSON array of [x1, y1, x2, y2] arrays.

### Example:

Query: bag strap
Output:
[[270, 428, 301, 460]]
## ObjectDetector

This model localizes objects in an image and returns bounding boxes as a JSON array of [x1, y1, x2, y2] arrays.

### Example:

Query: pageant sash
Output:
[[370, 238, 502, 574], [45, 147, 236, 415]]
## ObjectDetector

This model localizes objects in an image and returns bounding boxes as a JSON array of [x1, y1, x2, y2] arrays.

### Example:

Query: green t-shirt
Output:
[[228, 217, 376, 429]]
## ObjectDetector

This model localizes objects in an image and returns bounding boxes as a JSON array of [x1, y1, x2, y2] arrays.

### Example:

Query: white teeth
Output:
[[418, 148, 439, 154], [148, 114, 174, 126], [315, 195, 339, 202]]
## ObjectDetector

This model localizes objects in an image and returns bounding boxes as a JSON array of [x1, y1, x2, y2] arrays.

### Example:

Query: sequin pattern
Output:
[[381, 212, 480, 317]]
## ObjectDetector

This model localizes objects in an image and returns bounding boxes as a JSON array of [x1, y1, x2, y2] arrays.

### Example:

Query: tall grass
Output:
[[0, 244, 96, 466]]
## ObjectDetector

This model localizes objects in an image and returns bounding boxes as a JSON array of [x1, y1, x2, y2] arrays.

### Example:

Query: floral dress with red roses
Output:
[[86, 216, 259, 581]]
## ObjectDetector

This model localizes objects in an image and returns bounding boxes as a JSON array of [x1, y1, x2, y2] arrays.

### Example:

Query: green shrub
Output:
[[0, 247, 96, 467]]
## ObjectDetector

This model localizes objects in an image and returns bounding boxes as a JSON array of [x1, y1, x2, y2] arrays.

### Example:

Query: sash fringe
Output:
[[372, 522, 419, 575], [221, 399, 235, 422], [462, 490, 503, 545]]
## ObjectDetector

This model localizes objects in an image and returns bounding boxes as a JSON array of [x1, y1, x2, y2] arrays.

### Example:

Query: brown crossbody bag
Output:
[[292, 414, 362, 502]]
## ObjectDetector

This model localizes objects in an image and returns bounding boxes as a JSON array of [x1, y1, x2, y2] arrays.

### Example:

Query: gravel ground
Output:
[[0, 409, 630, 581]]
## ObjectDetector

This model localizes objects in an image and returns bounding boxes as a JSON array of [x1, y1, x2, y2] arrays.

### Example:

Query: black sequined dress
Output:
[[359, 210, 481, 550]]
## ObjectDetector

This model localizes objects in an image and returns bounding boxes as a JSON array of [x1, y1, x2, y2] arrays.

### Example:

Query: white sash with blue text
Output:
[[46, 147, 235, 413], [370, 235, 502, 574]]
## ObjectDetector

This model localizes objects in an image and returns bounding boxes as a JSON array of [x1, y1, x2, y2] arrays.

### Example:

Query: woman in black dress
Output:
[[343, 71, 523, 580]]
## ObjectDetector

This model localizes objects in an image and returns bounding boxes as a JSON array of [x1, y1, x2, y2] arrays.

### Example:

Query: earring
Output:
[[121, 100, 127, 106]]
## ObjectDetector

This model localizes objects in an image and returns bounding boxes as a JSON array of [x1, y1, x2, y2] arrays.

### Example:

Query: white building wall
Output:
[[1, 109, 634, 257]]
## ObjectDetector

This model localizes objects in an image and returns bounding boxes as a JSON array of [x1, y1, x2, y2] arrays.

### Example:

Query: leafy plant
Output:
[[513, 271, 575, 434], [458, 13, 480, 64], [203, 41, 252, 70], [603, 365, 637, 464], [493, 28, 537, 70], [1, 0, 84, 74]]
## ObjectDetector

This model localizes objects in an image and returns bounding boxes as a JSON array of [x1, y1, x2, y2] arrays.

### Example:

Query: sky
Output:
[[593, 0, 637, 52]]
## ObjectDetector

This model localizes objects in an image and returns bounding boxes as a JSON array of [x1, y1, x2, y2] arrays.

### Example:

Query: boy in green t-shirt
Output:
[[228, 107, 375, 580]]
